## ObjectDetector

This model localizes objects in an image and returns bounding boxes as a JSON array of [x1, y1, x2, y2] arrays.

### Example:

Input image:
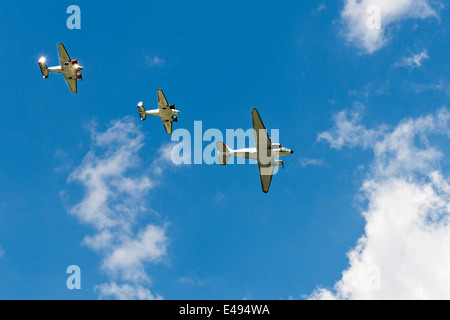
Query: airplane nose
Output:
[[290, 150, 294, 154]]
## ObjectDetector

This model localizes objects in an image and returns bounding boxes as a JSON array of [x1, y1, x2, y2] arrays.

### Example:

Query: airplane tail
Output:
[[137, 102, 146, 121], [217, 141, 232, 166], [38, 57, 49, 78]]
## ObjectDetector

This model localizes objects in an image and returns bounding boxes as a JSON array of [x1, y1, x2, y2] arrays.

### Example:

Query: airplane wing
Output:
[[58, 43, 71, 65], [252, 108, 274, 193], [158, 89, 173, 134], [258, 163, 275, 193], [57, 43, 78, 93], [252, 108, 272, 164], [162, 120, 173, 134], [64, 77, 77, 94], [157, 89, 169, 108]]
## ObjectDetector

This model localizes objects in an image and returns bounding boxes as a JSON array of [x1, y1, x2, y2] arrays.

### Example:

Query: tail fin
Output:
[[137, 102, 147, 121], [38, 57, 49, 78], [217, 141, 231, 166]]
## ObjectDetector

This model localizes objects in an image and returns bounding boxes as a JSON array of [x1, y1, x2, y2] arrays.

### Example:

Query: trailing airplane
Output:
[[38, 43, 84, 94], [138, 89, 180, 134], [217, 108, 294, 193]]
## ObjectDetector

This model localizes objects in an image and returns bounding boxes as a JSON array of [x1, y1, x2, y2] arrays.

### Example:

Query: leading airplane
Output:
[[217, 108, 294, 193], [38, 43, 84, 94]]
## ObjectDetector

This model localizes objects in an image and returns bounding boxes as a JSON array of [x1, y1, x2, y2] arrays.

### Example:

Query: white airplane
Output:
[[138, 89, 180, 134], [217, 108, 294, 193], [38, 43, 84, 94]]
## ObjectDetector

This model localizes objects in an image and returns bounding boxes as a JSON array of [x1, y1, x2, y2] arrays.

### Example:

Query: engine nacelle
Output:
[[72, 59, 78, 65], [271, 160, 284, 167], [76, 73, 83, 80], [172, 116, 178, 122], [271, 143, 282, 150], [169, 104, 176, 110]]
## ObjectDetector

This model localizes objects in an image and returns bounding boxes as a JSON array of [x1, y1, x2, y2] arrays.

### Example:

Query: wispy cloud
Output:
[[348, 81, 391, 101], [341, 0, 440, 54], [152, 142, 184, 176], [67, 116, 171, 299], [68, 118, 153, 229], [312, 108, 450, 299], [299, 157, 326, 168], [411, 80, 450, 96], [101, 225, 168, 282], [178, 276, 209, 287], [395, 50, 430, 69], [318, 109, 387, 150], [213, 190, 226, 203], [312, 3, 327, 15], [145, 55, 165, 67], [95, 283, 163, 300]]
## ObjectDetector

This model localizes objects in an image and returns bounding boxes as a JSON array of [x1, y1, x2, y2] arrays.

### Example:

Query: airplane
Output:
[[137, 89, 180, 134], [38, 42, 84, 94], [217, 108, 294, 193]]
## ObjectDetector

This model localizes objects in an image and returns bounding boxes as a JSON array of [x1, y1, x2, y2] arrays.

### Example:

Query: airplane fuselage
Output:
[[230, 147, 294, 161], [146, 108, 180, 118], [48, 63, 83, 80]]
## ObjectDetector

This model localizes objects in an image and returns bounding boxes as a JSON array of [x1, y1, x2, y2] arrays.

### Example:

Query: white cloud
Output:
[[341, 0, 439, 53], [96, 282, 163, 300], [67, 117, 170, 299], [299, 157, 326, 168], [214, 190, 226, 203], [318, 109, 386, 149], [313, 3, 327, 15], [145, 55, 165, 67], [178, 276, 208, 287], [318, 108, 450, 176], [313, 108, 450, 299], [371, 109, 449, 178], [152, 142, 182, 176], [348, 81, 391, 100], [395, 50, 430, 69], [102, 225, 168, 282], [68, 118, 153, 230], [411, 80, 450, 96]]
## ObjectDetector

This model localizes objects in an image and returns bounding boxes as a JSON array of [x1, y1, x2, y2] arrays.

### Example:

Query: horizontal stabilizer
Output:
[[38, 57, 49, 78], [137, 102, 146, 121], [217, 142, 231, 166]]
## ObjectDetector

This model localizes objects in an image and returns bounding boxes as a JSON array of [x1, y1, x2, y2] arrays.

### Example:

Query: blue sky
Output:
[[0, 0, 450, 299]]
